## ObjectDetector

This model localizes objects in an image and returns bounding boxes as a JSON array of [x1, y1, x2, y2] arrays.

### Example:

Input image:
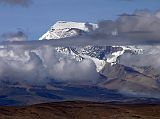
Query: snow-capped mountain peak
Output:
[[39, 21, 98, 40], [39, 21, 142, 72]]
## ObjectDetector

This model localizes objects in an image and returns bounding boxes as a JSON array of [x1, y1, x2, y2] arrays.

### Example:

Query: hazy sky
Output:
[[0, 0, 160, 40]]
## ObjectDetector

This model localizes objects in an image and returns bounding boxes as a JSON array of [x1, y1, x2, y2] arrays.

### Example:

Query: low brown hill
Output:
[[0, 101, 160, 119]]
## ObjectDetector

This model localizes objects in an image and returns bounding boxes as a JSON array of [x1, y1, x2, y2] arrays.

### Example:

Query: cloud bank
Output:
[[96, 9, 160, 45], [0, 0, 32, 7], [0, 44, 99, 86]]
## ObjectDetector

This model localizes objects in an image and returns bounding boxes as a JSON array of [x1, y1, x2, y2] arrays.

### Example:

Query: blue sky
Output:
[[0, 0, 160, 40]]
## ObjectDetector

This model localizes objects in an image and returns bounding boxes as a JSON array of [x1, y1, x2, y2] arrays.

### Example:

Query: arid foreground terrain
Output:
[[0, 101, 160, 119]]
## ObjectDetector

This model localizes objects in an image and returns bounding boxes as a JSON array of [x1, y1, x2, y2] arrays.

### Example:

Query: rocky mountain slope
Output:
[[100, 63, 160, 98]]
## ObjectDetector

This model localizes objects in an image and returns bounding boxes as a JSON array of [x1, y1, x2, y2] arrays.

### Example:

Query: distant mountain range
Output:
[[0, 21, 160, 106]]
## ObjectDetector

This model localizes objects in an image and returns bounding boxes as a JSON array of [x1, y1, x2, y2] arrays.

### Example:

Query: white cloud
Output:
[[0, 44, 99, 86], [1, 30, 28, 41]]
